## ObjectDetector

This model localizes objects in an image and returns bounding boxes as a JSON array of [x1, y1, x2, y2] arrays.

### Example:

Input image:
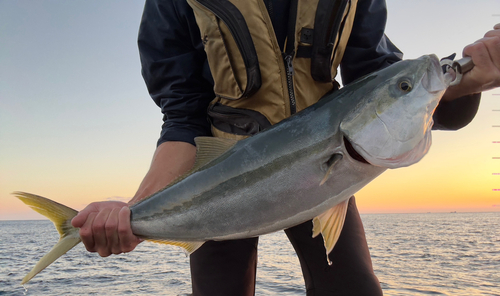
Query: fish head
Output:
[[340, 54, 447, 168]]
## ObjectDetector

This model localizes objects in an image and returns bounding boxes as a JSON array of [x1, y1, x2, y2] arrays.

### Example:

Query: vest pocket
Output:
[[208, 103, 271, 136], [192, 0, 262, 100]]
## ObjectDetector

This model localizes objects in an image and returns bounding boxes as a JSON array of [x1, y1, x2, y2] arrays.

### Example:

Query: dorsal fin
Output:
[[136, 137, 239, 204], [192, 136, 238, 171], [140, 137, 236, 254]]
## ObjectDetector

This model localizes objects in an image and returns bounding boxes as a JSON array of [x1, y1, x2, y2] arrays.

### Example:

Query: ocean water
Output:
[[1, 213, 499, 295]]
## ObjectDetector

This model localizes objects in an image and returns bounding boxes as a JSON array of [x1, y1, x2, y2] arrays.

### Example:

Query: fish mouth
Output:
[[422, 55, 447, 94], [343, 136, 369, 164]]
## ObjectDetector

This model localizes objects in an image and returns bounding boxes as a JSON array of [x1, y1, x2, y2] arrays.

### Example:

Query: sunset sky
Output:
[[1, 0, 499, 220]]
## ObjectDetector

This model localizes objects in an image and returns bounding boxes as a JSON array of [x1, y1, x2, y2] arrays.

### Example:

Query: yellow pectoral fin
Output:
[[145, 239, 205, 256], [312, 198, 350, 261]]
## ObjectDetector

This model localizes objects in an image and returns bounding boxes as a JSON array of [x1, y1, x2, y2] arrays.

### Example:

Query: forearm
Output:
[[433, 24, 500, 130], [432, 93, 481, 130], [72, 142, 196, 257], [129, 141, 197, 205]]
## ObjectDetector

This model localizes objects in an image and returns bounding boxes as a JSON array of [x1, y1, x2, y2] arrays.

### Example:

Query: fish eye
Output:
[[399, 80, 412, 92]]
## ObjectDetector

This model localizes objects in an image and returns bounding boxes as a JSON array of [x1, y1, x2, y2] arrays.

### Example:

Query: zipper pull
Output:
[[285, 54, 295, 76]]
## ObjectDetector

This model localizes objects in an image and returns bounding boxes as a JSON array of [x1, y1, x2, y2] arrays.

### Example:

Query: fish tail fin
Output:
[[13, 192, 81, 285]]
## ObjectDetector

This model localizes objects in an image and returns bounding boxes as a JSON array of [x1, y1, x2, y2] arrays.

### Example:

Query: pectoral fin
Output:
[[145, 239, 204, 256], [312, 199, 349, 263], [320, 154, 343, 185]]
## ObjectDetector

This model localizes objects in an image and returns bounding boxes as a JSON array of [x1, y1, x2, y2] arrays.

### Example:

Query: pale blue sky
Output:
[[1, 0, 499, 219]]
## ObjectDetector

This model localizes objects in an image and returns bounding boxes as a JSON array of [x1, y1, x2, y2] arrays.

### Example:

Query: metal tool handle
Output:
[[449, 57, 475, 86], [452, 57, 474, 74]]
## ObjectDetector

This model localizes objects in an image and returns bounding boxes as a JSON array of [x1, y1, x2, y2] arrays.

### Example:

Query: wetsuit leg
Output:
[[190, 238, 259, 296], [284, 197, 382, 296]]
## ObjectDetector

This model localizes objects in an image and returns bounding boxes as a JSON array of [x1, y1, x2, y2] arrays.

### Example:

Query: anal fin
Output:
[[145, 238, 205, 256], [312, 198, 350, 263]]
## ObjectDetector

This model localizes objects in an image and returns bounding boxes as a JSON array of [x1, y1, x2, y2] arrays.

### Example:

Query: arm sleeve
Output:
[[340, 0, 480, 131], [340, 0, 403, 86], [138, 0, 215, 147], [432, 93, 481, 130]]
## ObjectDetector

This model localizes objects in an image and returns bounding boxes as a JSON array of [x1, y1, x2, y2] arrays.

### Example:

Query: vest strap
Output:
[[311, 0, 351, 82]]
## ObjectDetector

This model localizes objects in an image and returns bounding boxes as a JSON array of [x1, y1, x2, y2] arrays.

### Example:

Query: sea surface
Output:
[[1, 212, 499, 295]]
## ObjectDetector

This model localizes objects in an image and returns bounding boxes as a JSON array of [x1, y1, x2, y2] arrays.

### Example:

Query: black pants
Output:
[[190, 197, 382, 296]]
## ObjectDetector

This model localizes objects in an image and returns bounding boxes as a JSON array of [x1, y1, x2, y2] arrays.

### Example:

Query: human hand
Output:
[[71, 201, 142, 257], [442, 23, 500, 101], [71, 142, 196, 257]]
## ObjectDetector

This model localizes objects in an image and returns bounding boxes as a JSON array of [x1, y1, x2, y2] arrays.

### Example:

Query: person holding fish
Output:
[[69, 1, 500, 295]]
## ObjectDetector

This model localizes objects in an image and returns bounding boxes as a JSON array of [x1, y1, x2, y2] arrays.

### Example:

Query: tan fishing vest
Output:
[[186, 0, 358, 139]]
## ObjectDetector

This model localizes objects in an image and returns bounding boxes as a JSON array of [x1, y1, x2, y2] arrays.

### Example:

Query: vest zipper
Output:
[[284, 0, 299, 115], [284, 53, 296, 115]]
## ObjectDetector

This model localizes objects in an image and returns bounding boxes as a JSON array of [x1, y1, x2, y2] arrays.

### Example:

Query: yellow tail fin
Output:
[[13, 192, 81, 285]]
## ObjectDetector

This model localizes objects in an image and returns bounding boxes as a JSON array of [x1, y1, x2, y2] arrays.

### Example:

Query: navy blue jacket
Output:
[[138, 0, 480, 146]]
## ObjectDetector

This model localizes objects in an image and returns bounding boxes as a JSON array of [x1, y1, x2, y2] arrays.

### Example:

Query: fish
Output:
[[14, 54, 448, 285]]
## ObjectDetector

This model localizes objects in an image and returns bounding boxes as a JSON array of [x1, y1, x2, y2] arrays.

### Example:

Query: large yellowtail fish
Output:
[[15, 54, 448, 285]]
